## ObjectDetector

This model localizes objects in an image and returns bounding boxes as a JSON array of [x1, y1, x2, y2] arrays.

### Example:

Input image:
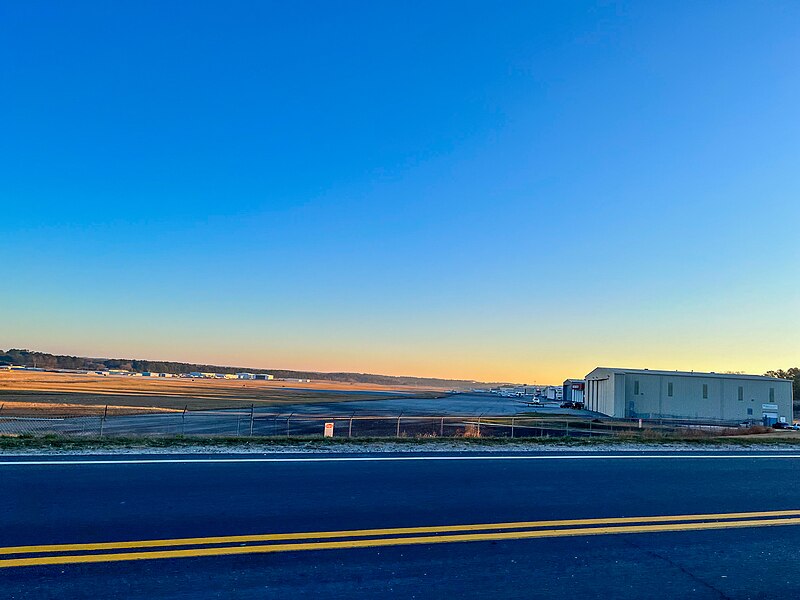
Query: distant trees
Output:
[[0, 348, 481, 387], [765, 368, 800, 400]]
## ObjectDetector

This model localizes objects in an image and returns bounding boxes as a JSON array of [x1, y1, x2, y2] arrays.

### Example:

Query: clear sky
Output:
[[2, 1, 799, 383]]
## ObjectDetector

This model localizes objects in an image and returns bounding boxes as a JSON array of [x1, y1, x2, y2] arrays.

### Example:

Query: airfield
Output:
[[0, 370, 449, 416]]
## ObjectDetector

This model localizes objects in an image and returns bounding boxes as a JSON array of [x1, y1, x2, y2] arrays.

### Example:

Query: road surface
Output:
[[2, 451, 800, 598]]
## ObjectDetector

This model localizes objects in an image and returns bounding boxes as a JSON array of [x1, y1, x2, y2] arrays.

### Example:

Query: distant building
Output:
[[237, 373, 255, 380], [254, 373, 275, 380], [544, 386, 563, 401], [584, 367, 793, 424], [562, 379, 585, 405], [491, 386, 529, 397]]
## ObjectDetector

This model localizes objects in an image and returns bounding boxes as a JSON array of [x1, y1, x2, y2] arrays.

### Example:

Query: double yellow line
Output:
[[3, 509, 800, 568]]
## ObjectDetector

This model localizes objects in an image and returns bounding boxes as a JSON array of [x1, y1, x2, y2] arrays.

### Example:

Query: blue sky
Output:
[[2, 1, 799, 382]]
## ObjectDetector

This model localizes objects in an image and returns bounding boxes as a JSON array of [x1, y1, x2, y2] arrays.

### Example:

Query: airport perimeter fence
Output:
[[0, 404, 747, 440]]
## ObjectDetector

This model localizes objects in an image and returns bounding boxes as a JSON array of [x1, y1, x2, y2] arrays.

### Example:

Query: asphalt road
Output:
[[2, 451, 800, 598]]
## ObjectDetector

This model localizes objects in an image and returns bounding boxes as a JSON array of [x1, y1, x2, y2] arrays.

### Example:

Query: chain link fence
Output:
[[0, 404, 748, 439]]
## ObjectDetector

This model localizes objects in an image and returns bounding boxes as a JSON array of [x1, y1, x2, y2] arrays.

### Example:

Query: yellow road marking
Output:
[[3, 511, 800, 568], [2, 509, 800, 556], [2, 516, 800, 568]]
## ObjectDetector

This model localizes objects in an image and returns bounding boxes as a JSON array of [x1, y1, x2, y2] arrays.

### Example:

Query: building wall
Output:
[[585, 369, 623, 416], [585, 368, 793, 423], [562, 380, 585, 404]]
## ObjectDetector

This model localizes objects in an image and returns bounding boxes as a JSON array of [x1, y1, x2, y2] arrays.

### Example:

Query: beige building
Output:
[[584, 367, 793, 424]]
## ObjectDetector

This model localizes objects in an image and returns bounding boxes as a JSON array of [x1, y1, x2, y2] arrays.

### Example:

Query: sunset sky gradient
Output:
[[2, 1, 799, 383]]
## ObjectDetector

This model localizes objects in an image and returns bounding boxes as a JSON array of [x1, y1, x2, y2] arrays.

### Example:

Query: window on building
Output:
[[770, 387, 775, 402], [702, 384, 708, 399], [747, 408, 753, 415], [668, 382, 673, 397], [738, 386, 743, 401], [634, 380, 639, 395]]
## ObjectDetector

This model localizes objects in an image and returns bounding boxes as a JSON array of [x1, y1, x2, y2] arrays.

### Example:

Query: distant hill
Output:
[[0, 348, 491, 389]]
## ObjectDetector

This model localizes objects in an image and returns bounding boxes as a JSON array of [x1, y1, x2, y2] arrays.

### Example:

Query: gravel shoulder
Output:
[[3, 436, 800, 455]]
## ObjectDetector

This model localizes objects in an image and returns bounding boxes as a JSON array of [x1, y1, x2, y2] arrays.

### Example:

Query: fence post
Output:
[[565, 421, 569, 437], [287, 413, 293, 438], [348, 413, 354, 438], [440, 416, 444, 437], [478, 413, 484, 436], [396, 413, 403, 438], [249, 404, 255, 437], [511, 417, 515, 439], [100, 405, 108, 437], [181, 405, 187, 436]]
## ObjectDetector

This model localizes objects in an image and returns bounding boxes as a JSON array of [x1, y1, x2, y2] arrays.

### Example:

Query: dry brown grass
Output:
[[0, 371, 443, 414], [0, 401, 178, 417], [460, 424, 482, 438], [718, 425, 772, 436]]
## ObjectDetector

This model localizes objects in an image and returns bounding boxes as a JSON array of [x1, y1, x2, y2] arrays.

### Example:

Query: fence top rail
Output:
[[3, 412, 606, 423], [2, 411, 746, 429], [245, 414, 601, 420], [229, 413, 686, 426]]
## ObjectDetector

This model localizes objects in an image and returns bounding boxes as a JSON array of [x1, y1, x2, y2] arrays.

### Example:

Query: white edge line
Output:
[[1, 454, 800, 466]]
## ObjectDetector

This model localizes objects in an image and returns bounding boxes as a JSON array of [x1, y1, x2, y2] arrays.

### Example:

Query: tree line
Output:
[[764, 368, 800, 400], [0, 349, 482, 388]]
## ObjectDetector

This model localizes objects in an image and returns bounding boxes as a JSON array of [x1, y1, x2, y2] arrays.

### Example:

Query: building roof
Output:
[[586, 367, 789, 383]]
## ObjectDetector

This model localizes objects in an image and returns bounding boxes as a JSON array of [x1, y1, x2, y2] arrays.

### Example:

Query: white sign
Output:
[[324, 422, 334, 437], [762, 404, 778, 410]]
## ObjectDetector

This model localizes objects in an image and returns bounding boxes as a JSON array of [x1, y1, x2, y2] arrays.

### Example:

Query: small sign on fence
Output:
[[324, 422, 334, 437]]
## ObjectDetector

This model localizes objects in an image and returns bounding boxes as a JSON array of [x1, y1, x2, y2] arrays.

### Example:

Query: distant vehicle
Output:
[[560, 401, 584, 410], [778, 423, 800, 430]]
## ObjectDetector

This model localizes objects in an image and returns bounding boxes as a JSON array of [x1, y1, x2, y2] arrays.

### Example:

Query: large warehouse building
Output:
[[584, 367, 793, 424]]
